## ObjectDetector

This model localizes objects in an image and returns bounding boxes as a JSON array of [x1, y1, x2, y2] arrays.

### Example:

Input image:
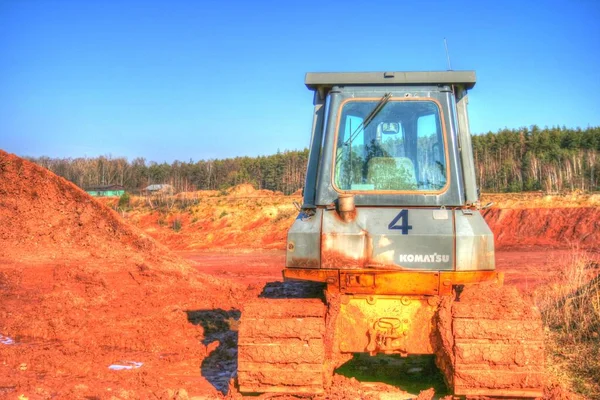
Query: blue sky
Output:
[[1, 0, 599, 162]]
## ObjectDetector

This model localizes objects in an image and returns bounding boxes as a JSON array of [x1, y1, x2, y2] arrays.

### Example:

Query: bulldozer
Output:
[[238, 71, 544, 397]]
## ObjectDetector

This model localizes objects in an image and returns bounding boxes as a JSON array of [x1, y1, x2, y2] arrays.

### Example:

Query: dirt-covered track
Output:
[[238, 299, 327, 394]]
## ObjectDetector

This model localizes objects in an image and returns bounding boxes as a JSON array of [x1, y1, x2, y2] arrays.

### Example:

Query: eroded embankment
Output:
[[483, 193, 600, 249], [114, 191, 600, 252], [484, 207, 600, 249], [102, 184, 300, 251]]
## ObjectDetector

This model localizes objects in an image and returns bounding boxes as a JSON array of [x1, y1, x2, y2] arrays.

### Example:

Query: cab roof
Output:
[[305, 71, 476, 91]]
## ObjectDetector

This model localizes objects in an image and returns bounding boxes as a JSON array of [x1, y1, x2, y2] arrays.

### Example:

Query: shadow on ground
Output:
[[186, 308, 240, 394], [336, 353, 449, 396], [187, 282, 449, 397], [259, 280, 326, 299], [185, 281, 323, 395]]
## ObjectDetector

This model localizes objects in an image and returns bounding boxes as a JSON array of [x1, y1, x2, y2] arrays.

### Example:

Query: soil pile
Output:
[[120, 192, 299, 251], [0, 151, 243, 398], [117, 190, 600, 254], [226, 183, 283, 197], [485, 207, 600, 249], [482, 193, 600, 249], [0, 150, 179, 265]]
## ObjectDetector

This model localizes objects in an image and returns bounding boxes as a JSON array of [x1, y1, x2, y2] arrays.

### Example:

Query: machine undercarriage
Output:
[[239, 271, 544, 397]]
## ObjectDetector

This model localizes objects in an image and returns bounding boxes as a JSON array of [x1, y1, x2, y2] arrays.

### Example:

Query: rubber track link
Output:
[[436, 285, 545, 398], [238, 298, 327, 394]]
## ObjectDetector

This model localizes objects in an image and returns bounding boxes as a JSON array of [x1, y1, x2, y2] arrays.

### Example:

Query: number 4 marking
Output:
[[389, 209, 413, 235]]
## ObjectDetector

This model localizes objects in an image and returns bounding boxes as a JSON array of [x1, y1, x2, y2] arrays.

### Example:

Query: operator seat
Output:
[[367, 157, 417, 190]]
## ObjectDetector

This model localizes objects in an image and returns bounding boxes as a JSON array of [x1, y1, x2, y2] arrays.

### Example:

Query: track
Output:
[[237, 298, 327, 394], [436, 284, 545, 397]]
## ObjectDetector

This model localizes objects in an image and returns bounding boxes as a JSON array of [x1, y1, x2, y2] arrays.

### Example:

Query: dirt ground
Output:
[[1, 150, 598, 399]]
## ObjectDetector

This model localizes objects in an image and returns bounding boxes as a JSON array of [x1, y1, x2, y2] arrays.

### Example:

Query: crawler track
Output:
[[436, 285, 545, 398], [237, 298, 327, 394]]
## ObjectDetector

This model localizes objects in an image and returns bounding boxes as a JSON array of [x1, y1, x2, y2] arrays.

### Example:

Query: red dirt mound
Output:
[[0, 150, 243, 398], [484, 207, 600, 249], [226, 183, 283, 197], [118, 195, 298, 251], [0, 150, 177, 266], [116, 191, 599, 255]]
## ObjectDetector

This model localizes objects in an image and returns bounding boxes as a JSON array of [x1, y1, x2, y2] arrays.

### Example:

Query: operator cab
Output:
[[303, 71, 478, 208], [286, 72, 494, 273]]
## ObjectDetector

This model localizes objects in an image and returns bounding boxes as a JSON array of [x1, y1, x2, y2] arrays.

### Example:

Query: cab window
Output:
[[333, 99, 447, 192]]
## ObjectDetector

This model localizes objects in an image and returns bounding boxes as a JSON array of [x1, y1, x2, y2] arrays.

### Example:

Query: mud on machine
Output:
[[238, 71, 544, 397]]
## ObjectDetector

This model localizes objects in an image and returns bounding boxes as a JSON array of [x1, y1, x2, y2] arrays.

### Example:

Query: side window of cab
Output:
[[335, 114, 366, 190], [417, 113, 446, 190]]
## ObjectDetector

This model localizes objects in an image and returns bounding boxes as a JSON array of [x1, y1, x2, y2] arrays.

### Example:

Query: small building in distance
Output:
[[142, 184, 175, 195], [85, 184, 126, 197]]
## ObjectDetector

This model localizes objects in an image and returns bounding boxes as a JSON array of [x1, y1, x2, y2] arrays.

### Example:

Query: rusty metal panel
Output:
[[286, 209, 322, 269], [321, 208, 454, 270], [284, 268, 502, 296], [321, 210, 368, 269], [340, 271, 440, 295], [336, 295, 437, 355], [454, 210, 495, 271]]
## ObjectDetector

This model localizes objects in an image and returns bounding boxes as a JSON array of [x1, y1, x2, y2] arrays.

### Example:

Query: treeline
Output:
[[27, 126, 600, 194], [29, 150, 308, 195], [472, 126, 599, 192]]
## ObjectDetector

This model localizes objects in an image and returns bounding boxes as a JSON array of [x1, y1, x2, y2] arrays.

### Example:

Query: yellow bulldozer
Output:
[[237, 71, 544, 398]]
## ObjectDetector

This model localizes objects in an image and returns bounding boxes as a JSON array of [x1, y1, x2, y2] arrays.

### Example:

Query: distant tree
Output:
[[27, 126, 600, 195]]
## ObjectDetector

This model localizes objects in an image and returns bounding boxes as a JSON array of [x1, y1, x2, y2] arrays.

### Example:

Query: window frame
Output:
[[330, 97, 451, 195]]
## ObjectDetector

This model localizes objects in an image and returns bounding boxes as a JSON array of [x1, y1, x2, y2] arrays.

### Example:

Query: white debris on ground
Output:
[[0, 335, 14, 345], [108, 361, 143, 371]]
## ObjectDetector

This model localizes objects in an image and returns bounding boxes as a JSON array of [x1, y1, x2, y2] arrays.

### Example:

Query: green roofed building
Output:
[[85, 184, 126, 197]]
